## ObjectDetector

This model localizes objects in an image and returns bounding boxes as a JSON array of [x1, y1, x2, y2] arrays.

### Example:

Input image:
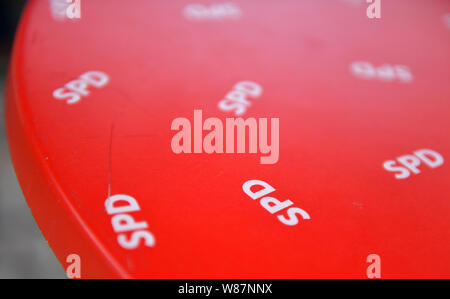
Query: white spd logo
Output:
[[243, 180, 311, 226], [218, 81, 263, 116], [105, 194, 155, 250], [53, 71, 109, 105], [184, 3, 242, 20], [383, 149, 444, 179], [351, 61, 413, 83]]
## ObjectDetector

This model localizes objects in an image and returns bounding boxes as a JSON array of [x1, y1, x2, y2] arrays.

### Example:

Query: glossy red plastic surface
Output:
[[5, 0, 450, 278]]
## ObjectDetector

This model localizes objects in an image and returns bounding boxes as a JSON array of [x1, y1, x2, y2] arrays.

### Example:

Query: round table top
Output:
[[5, 0, 450, 278]]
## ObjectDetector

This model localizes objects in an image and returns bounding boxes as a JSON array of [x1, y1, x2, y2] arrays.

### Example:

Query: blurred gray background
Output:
[[0, 0, 65, 279]]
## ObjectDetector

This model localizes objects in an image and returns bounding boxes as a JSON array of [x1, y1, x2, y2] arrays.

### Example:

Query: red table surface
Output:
[[5, 0, 450, 278]]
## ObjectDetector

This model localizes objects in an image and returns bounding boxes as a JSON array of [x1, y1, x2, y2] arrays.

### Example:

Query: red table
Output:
[[5, 0, 450, 278]]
